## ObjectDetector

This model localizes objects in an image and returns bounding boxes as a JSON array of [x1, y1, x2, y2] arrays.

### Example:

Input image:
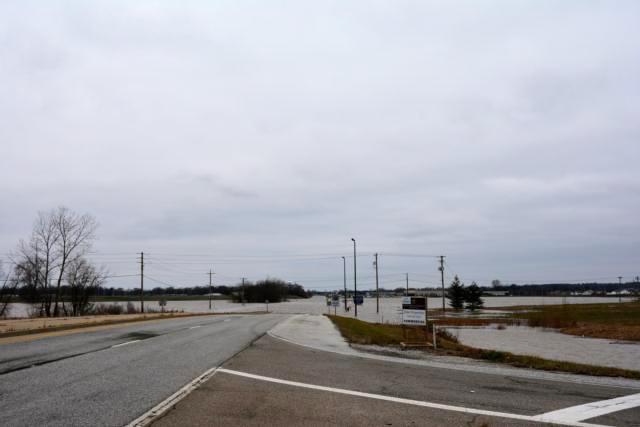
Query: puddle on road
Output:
[[117, 332, 159, 341]]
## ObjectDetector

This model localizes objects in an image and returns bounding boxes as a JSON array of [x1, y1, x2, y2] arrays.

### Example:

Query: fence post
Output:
[[432, 324, 437, 350]]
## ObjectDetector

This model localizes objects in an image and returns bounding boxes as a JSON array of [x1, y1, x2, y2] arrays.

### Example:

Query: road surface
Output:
[[154, 334, 640, 426], [0, 314, 284, 427], [2, 313, 640, 426]]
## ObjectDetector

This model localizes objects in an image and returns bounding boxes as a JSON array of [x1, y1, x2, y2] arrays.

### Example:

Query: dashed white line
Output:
[[216, 368, 609, 427], [189, 325, 202, 329], [111, 340, 140, 348], [223, 319, 231, 322], [533, 392, 640, 423]]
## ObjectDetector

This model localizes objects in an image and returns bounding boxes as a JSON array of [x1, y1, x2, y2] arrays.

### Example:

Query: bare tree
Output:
[[51, 207, 98, 316], [66, 258, 105, 316], [13, 211, 62, 316], [0, 262, 18, 318], [12, 207, 98, 317]]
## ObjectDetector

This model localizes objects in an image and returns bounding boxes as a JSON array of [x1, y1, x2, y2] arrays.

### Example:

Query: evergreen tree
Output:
[[446, 275, 465, 310], [465, 281, 484, 311]]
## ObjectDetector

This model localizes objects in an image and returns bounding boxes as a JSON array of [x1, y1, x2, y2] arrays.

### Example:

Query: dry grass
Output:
[[327, 315, 432, 346]]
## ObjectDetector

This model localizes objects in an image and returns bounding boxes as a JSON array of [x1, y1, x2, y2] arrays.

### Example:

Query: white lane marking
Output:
[[126, 366, 220, 427], [189, 325, 202, 329], [223, 319, 231, 322], [111, 340, 140, 348], [217, 368, 608, 427], [533, 392, 640, 423], [266, 329, 640, 391]]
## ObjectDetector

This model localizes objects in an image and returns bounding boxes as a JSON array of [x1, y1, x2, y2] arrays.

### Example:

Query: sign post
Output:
[[331, 294, 340, 315], [400, 296, 430, 349]]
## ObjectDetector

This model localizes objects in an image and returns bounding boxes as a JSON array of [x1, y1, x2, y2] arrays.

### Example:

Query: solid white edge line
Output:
[[217, 368, 609, 427], [111, 340, 140, 348], [126, 366, 220, 427], [189, 325, 202, 329], [532, 392, 640, 423], [267, 320, 640, 391]]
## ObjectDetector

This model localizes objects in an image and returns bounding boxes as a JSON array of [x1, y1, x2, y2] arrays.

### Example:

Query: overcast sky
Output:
[[1, 1, 638, 290]]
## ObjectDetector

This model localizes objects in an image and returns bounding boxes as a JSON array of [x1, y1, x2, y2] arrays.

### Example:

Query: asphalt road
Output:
[[0, 314, 285, 427], [154, 335, 640, 426]]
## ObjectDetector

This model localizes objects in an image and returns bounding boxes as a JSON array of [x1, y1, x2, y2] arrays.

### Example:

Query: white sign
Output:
[[402, 309, 426, 326], [401, 296, 412, 305], [331, 299, 340, 307]]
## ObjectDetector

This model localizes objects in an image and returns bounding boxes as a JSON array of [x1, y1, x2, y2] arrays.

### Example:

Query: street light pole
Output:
[[342, 256, 347, 311], [351, 238, 357, 318], [406, 273, 409, 295], [439, 255, 445, 314], [618, 276, 623, 303], [208, 269, 214, 310], [374, 253, 379, 314]]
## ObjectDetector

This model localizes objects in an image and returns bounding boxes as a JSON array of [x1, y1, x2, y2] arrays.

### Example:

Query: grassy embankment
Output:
[[327, 315, 640, 380], [0, 312, 203, 338]]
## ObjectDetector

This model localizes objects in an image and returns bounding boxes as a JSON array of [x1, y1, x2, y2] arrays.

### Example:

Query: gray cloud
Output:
[[1, 1, 639, 289]]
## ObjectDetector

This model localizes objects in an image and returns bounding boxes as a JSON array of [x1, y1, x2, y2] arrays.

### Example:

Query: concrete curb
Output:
[[268, 314, 640, 391]]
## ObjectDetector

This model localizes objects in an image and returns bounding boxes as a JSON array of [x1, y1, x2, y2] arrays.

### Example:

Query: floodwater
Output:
[[5, 295, 634, 321], [446, 325, 640, 372]]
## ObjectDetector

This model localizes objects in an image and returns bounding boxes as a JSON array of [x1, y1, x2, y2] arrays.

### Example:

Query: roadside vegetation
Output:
[[328, 315, 640, 380], [7, 207, 103, 318]]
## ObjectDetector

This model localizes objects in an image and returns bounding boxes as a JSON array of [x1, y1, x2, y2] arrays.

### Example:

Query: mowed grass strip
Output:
[[327, 315, 430, 345], [327, 315, 640, 380]]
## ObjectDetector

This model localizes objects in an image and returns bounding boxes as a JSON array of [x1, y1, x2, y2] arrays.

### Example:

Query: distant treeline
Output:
[[91, 279, 311, 301], [492, 282, 640, 296], [89, 280, 311, 302], [232, 279, 310, 303]]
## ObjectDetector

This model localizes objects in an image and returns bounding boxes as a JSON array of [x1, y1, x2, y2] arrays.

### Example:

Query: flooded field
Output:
[[446, 325, 640, 371], [5, 295, 634, 321]]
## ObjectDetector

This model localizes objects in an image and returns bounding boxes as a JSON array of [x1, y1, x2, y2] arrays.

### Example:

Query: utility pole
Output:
[[439, 255, 445, 314], [241, 277, 246, 305], [406, 273, 409, 295], [139, 252, 144, 313], [342, 256, 347, 311], [351, 238, 357, 318], [374, 253, 379, 314], [208, 269, 214, 310], [618, 276, 623, 303], [34, 242, 39, 316]]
